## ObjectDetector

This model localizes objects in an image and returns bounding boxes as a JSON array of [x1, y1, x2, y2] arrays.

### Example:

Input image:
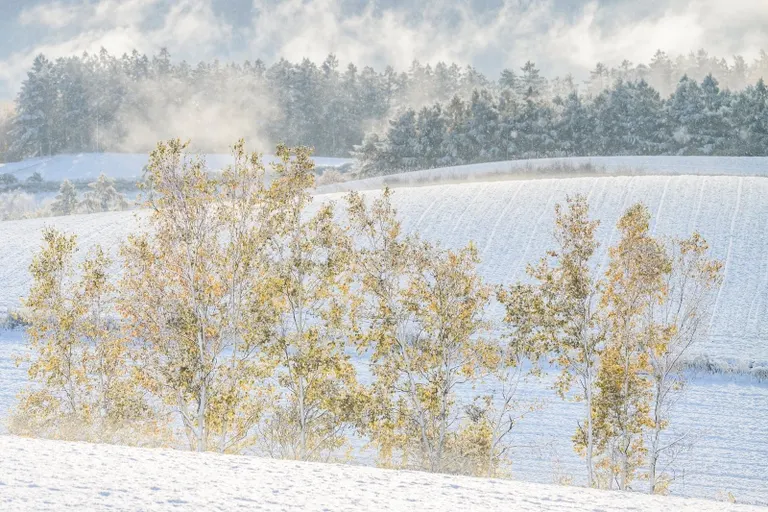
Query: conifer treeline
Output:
[[3, 48, 768, 163], [13, 139, 721, 493], [355, 75, 768, 176]]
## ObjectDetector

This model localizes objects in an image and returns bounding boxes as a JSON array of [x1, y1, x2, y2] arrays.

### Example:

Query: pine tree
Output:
[[666, 76, 702, 154], [734, 79, 768, 155], [648, 50, 675, 97], [352, 132, 387, 178], [464, 90, 501, 163], [499, 69, 518, 91], [414, 104, 447, 168], [381, 109, 419, 172], [11, 54, 58, 158], [556, 92, 595, 156], [51, 179, 79, 216], [587, 63, 611, 96], [519, 61, 547, 99], [0, 103, 15, 161], [80, 173, 128, 213], [698, 75, 731, 154], [441, 95, 470, 165], [58, 57, 90, 151]]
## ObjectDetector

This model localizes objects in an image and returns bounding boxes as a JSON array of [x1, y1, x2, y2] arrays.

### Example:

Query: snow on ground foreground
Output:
[[0, 435, 760, 512], [0, 153, 352, 182]]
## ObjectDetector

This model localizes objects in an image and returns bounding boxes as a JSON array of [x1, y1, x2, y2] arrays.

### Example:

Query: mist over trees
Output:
[[3, 48, 768, 164], [356, 75, 768, 175]]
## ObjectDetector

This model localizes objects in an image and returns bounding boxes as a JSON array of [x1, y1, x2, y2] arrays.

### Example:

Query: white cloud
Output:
[[1, 0, 229, 98], [17, 1, 80, 28], [2, 0, 768, 100], [243, 0, 768, 78]]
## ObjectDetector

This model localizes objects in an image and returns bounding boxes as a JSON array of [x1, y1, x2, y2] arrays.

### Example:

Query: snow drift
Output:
[[0, 435, 760, 511]]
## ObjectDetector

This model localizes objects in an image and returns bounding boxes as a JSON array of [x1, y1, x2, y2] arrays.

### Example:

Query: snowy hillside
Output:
[[0, 435, 760, 512], [0, 153, 352, 182], [3, 174, 768, 365], [2, 172, 768, 503], [319, 156, 768, 193]]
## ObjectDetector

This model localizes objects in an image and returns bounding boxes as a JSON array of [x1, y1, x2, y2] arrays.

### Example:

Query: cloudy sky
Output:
[[1, 0, 767, 100]]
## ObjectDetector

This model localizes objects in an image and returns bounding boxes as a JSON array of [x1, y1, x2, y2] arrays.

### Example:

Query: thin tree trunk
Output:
[[649, 375, 663, 493], [586, 369, 595, 487], [197, 327, 207, 452]]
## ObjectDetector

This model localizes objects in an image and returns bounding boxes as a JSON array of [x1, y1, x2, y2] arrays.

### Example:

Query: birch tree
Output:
[[259, 145, 362, 461], [347, 189, 494, 473], [498, 194, 603, 486], [594, 203, 668, 490], [645, 233, 722, 493], [13, 229, 160, 443], [119, 139, 275, 453]]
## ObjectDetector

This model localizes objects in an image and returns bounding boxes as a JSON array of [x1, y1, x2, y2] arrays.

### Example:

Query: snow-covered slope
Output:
[[0, 435, 760, 512], [2, 171, 768, 503], [3, 174, 768, 365], [320, 156, 768, 193], [0, 153, 352, 182]]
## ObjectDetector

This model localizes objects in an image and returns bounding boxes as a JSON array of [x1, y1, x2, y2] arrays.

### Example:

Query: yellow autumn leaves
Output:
[[499, 195, 722, 492], [12, 139, 721, 491]]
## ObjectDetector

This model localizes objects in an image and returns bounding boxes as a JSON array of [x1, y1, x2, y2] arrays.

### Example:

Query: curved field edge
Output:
[[318, 155, 768, 193], [0, 435, 762, 512]]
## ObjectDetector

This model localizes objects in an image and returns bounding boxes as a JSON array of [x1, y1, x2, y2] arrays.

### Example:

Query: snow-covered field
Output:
[[0, 152, 352, 182], [0, 435, 761, 511], [0, 327, 765, 504], [2, 159, 768, 505], [3, 173, 768, 366], [319, 156, 768, 192]]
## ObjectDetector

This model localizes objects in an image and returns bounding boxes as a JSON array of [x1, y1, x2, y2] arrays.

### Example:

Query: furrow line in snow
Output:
[[708, 177, 743, 333], [413, 194, 439, 229], [688, 177, 707, 234], [652, 176, 671, 235], [512, 189, 556, 281], [481, 182, 523, 259], [745, 203, 768, 330], [596, 176, 635, 276], [450, 183, 489, 234]]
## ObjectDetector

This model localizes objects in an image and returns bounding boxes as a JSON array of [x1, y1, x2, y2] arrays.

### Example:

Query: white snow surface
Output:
[[3, 173, 768, 366], [0, 153, 352, 182], [0, 435, 761, 512], [319, 156, 768, 193], [2, 167, 768, 504]]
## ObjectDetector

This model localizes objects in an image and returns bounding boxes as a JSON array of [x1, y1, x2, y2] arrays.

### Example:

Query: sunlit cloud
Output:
[[1, 0, 767, 100]]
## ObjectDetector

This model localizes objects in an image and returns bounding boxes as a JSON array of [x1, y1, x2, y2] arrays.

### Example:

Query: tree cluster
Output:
[[0, 173, 130, 220], [4, 49, 489, 161], [500, 196, 722, 492], [356, 75, 768, 175], [13, 140, 721, 492], [5, 48, 768, 163]]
